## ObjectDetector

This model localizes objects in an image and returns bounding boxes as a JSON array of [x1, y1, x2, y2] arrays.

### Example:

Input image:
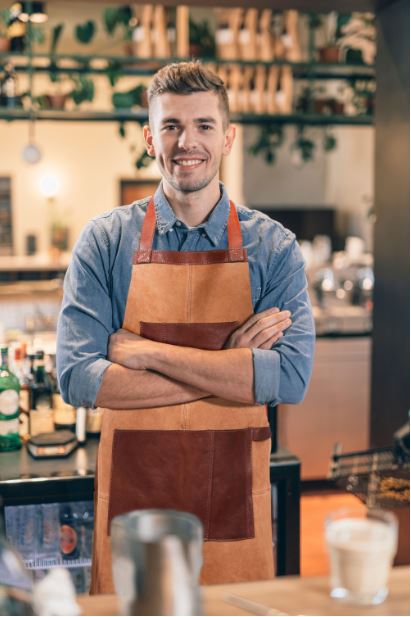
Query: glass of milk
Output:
[[325, 507, 398, 605]]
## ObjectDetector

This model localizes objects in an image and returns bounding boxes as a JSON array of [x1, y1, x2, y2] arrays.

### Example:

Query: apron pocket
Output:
[[140, 322, 240, 350], [107, 427, 269, 540]]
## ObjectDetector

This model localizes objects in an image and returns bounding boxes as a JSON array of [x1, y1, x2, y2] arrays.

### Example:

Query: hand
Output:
[[224, 307, 292, 350], [108, 328, 159, 370]]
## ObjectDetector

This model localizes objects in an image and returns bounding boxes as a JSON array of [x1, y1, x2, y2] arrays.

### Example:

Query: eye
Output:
[[162, 124, 178, 131], [199, 124, 213, 131]]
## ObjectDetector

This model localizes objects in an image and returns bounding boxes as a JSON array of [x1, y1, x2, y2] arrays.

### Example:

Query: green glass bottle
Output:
[[0, 347, 22, 452]]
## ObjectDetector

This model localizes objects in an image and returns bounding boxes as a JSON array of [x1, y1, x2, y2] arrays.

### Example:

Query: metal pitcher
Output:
[[111, 509, 203, 616]]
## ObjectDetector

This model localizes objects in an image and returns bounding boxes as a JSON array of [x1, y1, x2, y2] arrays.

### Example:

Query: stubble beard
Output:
[[161, 159, 220, 194]]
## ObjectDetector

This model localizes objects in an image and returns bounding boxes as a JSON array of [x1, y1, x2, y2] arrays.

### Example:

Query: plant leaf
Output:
[[51, 23, 64, 55], [75, 20, 96, 44]]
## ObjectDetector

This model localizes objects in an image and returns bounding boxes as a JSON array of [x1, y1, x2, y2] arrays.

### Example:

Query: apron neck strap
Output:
[[138, 197, 244, 263]]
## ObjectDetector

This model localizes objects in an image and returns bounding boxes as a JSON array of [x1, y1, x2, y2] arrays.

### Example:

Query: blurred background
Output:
[[0, 0, 408, 595]]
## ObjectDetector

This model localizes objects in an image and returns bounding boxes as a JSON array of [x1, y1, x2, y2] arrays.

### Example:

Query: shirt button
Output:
[[201, 233, 206, 238], [175, 221, 182, 227]]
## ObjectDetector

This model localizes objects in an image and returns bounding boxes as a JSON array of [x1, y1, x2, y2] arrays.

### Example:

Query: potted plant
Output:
[[311, 12, 356, 64], [189, 18, 216, 58], [42, 23, 69, 110], [102, 6, 134, 52], [337, 13, 376, 65], [0, 9, 10, 52]]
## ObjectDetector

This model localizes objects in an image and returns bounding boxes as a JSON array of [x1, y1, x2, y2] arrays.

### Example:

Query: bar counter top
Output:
[[78, 566, 410, 616], [0, 440, 98, 504]]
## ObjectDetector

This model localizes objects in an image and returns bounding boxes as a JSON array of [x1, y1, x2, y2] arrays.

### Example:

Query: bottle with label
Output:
[[30, 350, 53, 411], [0, 347, 22, 452], [59, 504, 79, 561], [13, 347, 30, 441], [53, 393, 76, 431], [75, 407, 87, 446], [86, 407, 102, 438]]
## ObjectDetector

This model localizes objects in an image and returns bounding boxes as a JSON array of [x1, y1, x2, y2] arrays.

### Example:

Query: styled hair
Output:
[[147, 61, 230, 127]]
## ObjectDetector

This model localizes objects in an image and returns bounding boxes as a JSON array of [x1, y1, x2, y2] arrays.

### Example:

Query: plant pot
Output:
[[318, 46, 340, 63], [189, 43, 202, 58], [314, 98, 344, 116], [44, 94, 68, 110], [0, 37, 10, 53]]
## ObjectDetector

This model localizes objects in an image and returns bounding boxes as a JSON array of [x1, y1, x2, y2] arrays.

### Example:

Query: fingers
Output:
[[248, 316, 291, 347], [244, 310, 292, 341], [258, 332, 284, 350], [237, 306, 280, 333]]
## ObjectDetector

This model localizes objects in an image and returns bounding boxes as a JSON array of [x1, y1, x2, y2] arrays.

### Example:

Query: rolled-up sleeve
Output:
[[252, 232, 315, 405], [56, 221, 113, 407]]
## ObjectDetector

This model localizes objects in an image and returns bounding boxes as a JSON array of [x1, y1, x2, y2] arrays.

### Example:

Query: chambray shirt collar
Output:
[[153, 182, 231, 247]]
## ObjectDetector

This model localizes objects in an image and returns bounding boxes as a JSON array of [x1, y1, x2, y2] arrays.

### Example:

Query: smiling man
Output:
[[56, 62, 315, 594]]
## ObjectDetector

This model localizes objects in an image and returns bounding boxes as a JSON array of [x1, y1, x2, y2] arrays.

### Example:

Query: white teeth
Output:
[[175, 159, 203, 166]]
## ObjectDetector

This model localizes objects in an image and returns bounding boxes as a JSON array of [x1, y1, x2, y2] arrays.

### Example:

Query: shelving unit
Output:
[[0, 52, 375, 125], [0, 107, 373, 125], [0, 52, 375, 80]]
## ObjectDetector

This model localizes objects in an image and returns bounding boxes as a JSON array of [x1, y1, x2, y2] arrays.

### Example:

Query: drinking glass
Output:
[[325, 506, 398, 605]]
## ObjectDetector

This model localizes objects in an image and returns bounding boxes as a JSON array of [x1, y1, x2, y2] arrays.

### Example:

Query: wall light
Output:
[[39, 174, 60, 199], [12, 2, 48, 23]]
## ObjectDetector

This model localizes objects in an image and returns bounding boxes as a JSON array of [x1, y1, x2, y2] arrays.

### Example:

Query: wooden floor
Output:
[[300, 491, 363, 576]]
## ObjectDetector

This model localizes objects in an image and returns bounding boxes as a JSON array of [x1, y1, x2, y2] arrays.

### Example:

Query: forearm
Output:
[[147, 344, 255, 404], [95, 363, 209, 409]]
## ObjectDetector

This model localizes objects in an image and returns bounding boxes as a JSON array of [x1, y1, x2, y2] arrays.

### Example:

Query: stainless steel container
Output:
[[111, 509, 203, 616]]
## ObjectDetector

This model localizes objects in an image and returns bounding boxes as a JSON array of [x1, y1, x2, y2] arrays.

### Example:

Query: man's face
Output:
[[143, 92, 235, 194]]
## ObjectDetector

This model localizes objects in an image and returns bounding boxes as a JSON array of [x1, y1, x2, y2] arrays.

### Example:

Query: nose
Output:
[[177, 127, 197, 151]]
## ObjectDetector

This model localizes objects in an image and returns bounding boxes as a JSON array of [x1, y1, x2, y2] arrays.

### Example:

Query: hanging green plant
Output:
[[69, 75, 95, 105], [135, 149, 153, 169], [118, 121, 126, 138], [103, 6, 133, 39], [106, 60, 123, 87], [323, 130, 337, 151], [75, 20, 96, 44], [292, 127, 316, 163], [248, 124, 284, 165], [49, 23, 65, 82], [112, 84, 146, 109]]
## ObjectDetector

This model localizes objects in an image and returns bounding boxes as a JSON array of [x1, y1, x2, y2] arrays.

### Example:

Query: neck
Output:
[[162, 177, 222, 227]]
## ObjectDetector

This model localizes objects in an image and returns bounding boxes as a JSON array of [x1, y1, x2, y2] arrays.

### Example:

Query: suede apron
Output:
[[90, 198, 274, 594]]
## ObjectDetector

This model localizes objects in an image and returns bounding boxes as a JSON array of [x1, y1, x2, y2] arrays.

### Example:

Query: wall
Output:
[[1, 118, 159, 255], [242, 125, 375, 249], [371, 0, 410, 445]]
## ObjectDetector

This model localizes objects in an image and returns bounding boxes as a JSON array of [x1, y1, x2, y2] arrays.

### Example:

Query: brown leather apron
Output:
[[90, 198, 274, 594]]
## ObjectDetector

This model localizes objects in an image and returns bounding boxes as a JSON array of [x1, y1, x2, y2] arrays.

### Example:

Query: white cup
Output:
[[325, 507, 398, 605]]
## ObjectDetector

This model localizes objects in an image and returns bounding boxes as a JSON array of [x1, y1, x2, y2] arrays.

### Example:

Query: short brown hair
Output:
[[147, 61, 230, 127]]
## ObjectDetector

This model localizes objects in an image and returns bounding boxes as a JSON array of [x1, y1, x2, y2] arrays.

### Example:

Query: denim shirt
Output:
[[56, 182, 315, 408]]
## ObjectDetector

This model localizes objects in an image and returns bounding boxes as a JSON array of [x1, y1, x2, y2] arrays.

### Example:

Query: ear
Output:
[[223, 124, 236, 156], [143, 124, 156, 157]]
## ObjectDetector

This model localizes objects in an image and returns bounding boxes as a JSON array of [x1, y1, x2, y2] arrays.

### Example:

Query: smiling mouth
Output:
[[172, 158, 205, 169]]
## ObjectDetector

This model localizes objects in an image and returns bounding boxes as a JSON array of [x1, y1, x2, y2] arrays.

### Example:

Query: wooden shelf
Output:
[[0, 52, 375, 81], [0, 108, 373, 125]]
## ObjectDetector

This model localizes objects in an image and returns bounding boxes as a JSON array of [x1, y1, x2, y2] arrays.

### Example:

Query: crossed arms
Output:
[[56, 219, 315, 410], [95, 308, 292, 409]]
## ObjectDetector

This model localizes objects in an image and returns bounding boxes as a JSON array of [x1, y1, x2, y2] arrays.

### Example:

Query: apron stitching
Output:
[[247, 431, 253, 537], [187, 264, 193, 322], [206, 430, 215, 540]]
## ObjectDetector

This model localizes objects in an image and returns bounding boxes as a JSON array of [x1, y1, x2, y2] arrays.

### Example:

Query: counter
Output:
[[0, 440, 97, 504], [78, 566, 410, 616], [0, 440, 301, 578]]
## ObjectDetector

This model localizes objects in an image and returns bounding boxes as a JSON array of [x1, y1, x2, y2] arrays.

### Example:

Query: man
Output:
[[57, 61, 315, 593]]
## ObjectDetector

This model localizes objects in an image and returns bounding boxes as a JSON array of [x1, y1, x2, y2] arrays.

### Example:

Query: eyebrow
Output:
[[161, 117, 217, 125]]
